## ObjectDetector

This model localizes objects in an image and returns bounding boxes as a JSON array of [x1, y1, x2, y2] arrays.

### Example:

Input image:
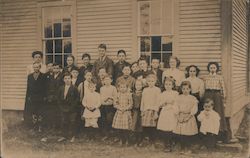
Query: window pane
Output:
[[45, 40, 53, 54], [162, 36, 172, 53], [55, 39, 62, 54], [163, 53, 172, 68], [63, 18, 71, 37], [139, 2, 150, 35], [46, 55, 53, 64], [152, 36, 161, 51], [140, 37, 151, 52], [55, 55, 62, 65], [44, 20, 52, 38], [64, 40, 72, 53], [54, 21, 62, 37], [151, 53, 161, 61]]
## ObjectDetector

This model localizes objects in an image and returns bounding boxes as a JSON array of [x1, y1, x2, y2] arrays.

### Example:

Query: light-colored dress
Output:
[[173, 94, 198, 136], [162, 68, 185, 87], [198, 110, 220, 135], [82, 92, 101, 119], [112, 92, 133, 130], [141, 86, 161, 127], [100, 85, 117, 105], [157, 90, 179, 132]]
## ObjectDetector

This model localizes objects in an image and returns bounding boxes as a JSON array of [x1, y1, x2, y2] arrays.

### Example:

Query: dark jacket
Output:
[[150, 68, 163, 87], [78, 64, 93, 82], [57, 85, 80, 113], [45, 72, 63, 103], [92, 56, 114, 77], [24, 72, 46, 122], [113, 61, 130, 82]]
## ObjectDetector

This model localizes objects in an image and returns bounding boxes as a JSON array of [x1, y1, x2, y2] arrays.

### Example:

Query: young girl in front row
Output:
[[173, 81, 198, 154], [112, 82, 133, 146], [157, 76, 179, 152], [131, 79, 144, 146], [141, 74, 161, 145]]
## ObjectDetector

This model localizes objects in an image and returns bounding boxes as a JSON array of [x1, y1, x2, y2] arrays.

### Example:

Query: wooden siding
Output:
[[178, 0, 221, 76], [1, 0, 38, 110], [76, 0, 133, 65], [231, 0, 249, 114]]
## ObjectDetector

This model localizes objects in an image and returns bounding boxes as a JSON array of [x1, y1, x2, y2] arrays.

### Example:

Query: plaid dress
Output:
[[112, 92, 133, 130]]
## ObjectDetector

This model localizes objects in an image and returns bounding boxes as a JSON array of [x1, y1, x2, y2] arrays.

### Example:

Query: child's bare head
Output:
[[98, 68, 107, 79], [163, 76, 176, 91], [180, 81, 191, 95], [103, 74, 112, 86], [146, 74, 157, 87], [118, 81, 128, 93], [122, 66, 131, 76], [203, 98, 214, 111], [84, 71, 92, 82]]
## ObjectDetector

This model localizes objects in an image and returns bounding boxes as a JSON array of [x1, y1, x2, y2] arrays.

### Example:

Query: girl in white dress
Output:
[[173, 81, 198, 154], [157, 76, 179, 152]]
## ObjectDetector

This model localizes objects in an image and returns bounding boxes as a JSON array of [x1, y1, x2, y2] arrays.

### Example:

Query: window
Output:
[[41, 5, 73, 67], [138, 0, 173, 67]]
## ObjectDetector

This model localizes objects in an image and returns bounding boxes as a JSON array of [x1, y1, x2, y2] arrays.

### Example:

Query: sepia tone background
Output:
[[0, 0, 250, 157]]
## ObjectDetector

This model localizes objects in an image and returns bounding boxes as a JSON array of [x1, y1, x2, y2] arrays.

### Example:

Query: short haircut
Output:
[[122, 65, 131, 70], [185, 65, 200, 77], [32, 51, 43, 58], [98, 43, 107, 50], [117, 81, 128, 88], [84, 70, 92, 75], [63, 72, 72, 78], [33, 62, 41, 68], [82, 53, 91, 60], [146, 73, 157, 80], [163, 76, 176, 90], [207, 62, 220, 72], [103, 74, 112, 80], [138, 56, 147, 63], [53, 63, 62, 68], [180, 81, 192, 94], [117, 49, 126, 56], [169, 56, 181, 68], [67, 55, 75, 61], [71, 67, 79, 72], [151, 58, 160, 62], [203, 98, 215, 107], [131, 61, 138, 67]]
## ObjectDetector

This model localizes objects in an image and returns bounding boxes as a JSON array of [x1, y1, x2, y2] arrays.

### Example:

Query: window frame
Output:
[[136, 0, 175, 67], [37, 1, 77, 66]]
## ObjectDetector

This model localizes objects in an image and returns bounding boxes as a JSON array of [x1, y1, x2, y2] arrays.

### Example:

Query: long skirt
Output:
[[203, 90, 227, 132]]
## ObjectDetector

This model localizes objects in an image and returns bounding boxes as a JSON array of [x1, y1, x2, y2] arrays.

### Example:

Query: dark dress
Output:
[[131, 92, 143, 132], [113, 61, 130, 82], [24, 72, 46, 127]]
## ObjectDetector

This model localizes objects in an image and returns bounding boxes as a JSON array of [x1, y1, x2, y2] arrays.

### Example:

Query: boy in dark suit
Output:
[[57, 72, 80, 142], [24, 62, 46, 131], [79, 53, 93, 82], [44, 63, 63, 129], [113, 49, 130, 82], [92, 44, 114, 78], [150, 58, 163, 88]]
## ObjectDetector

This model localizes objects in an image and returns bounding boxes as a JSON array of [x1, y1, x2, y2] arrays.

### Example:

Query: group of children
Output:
[[24, 44, 229, 153]]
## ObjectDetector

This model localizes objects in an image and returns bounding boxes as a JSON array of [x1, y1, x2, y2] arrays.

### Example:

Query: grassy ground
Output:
[[2, 121, 249, 158]]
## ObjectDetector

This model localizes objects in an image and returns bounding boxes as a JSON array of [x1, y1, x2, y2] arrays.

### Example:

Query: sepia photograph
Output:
[[0, 0, 250, 157]]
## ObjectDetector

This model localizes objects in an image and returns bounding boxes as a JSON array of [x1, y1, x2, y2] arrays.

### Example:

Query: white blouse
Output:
[[198, 110, 220, 135], [141, 86, 161, 111], [162, 68, 185, 86], [185, 77, 205, 97]]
